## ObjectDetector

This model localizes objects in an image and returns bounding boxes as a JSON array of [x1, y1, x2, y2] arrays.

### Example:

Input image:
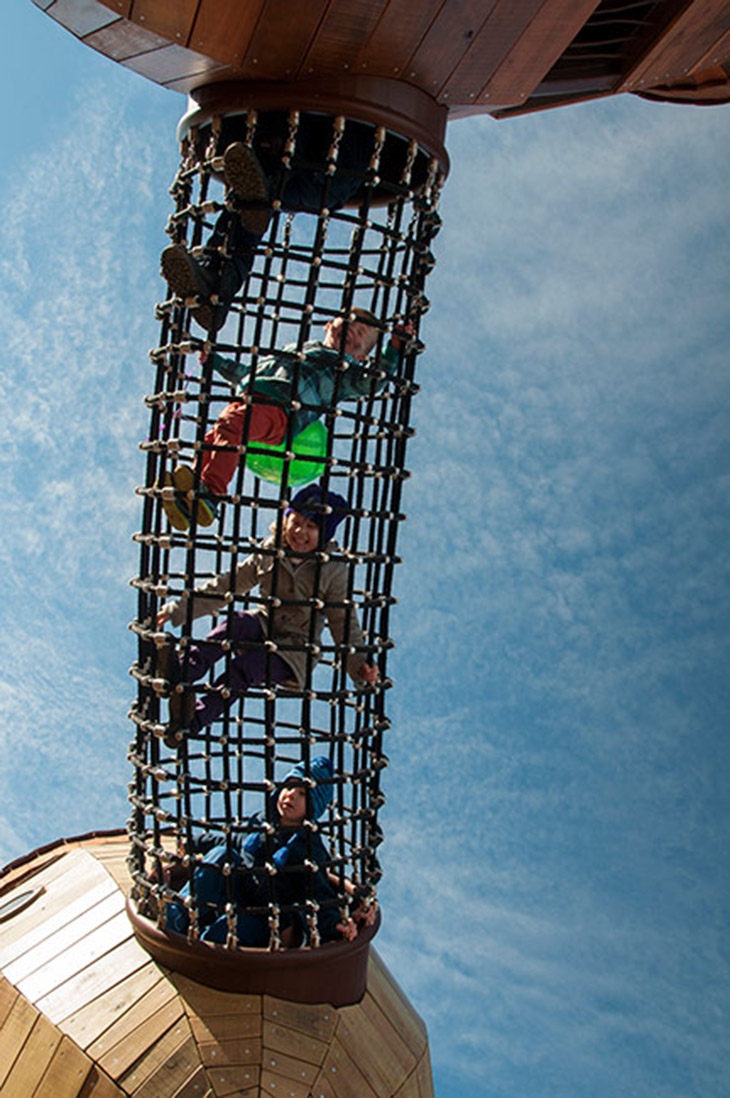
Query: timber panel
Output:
[[128, 0, 198, 45], [36, 936, 153, 1026], [405, 0, 499, 95], [263, 1017, 329, 1065], [352, 0, 445, 78], [197, 1036, 263, 1067], [0, 1008, 113, 1098], [3, 891, 125, 987], [84, 19, 170, 62], [1, 1012, 63, 1096], [43, 0, 119, 37], [302, 0, 390, 76], [0, 993, 41, 1090], [394, 1046, 436, 1098], [93, 997, 186, 1077], [263, 996, 339, 1044], [259, 1068, 311, 1097], [337, 991, 418, 1095], [260, 1046, 321, 1087], [451, 0, 604, 111], [116, 1017, 197, 1091], [34, 1036, 95, 1098], [61, 966, 168, 1049], [621, 0, 730, 90], [77, 1067, 128, 1097], [123, 43, 225, 86], [365, 950, 428, 1057], [18, 909, 133, 1005], [188, 0, 266, 68], [0, 976, 18, 1027], [238, 0, 330, 80], [35, 0, 730, 113], [0, 879, 117, 972], [0, 837, 435, 1095], [315, 1035, 380, 1098]]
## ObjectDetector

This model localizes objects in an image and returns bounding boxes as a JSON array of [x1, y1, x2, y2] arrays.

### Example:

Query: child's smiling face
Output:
[[324, 316, 378, 361], [283, 509, 320, 554]]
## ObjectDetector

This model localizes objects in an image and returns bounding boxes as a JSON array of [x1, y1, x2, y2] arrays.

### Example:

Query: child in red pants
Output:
[[162, 309, 409, 530]]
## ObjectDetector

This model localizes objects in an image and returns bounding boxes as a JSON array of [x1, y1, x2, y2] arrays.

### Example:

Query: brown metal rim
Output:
[[127, 896, 380, 1007], [180, 76, 450, 175]]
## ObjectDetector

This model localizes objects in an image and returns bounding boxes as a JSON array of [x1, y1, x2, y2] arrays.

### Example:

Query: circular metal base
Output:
[[178, 75, 450, 174], [127, 896, 380, 1007]]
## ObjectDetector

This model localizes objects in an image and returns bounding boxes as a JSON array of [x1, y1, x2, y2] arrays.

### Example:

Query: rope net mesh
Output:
[[128, 110, 441, 952]]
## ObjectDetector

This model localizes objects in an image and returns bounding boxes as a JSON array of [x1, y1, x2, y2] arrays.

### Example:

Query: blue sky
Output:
[[2, 2, 729, 1096]]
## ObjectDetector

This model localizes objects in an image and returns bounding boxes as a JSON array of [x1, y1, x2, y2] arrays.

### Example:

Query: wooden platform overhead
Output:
[[32, 0, 730, 124], [0, 835, 434, 1097]]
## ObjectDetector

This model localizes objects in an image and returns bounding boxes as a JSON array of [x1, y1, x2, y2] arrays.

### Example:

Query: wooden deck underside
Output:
[[0, 837, 433, 1097], [32, 0, 730, 120]]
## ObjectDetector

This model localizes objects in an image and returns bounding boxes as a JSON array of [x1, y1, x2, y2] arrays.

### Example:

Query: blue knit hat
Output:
[[285, 484, 349, 544], [280, 756, 334, 820]]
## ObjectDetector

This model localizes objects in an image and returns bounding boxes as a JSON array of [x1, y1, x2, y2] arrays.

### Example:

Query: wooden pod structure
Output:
[[32, 0, 730, 129], [0, 834, 433, 1097]]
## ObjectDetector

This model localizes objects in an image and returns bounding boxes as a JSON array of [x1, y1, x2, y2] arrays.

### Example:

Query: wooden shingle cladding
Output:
[[0, 836, 434, 1096], [33, 0, 730, 117], [620, 0, 730, 90]]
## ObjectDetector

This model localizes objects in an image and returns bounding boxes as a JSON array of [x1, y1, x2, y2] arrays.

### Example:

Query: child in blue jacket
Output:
[[165, 757, 374, 947]]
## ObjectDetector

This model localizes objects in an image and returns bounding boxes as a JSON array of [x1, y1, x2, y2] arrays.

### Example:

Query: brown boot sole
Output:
[[161, 245, 217, 331], [223, 143, 271, 236]]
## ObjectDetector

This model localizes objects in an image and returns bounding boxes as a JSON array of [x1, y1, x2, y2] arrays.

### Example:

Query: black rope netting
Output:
[[127, 109, 442, 954]]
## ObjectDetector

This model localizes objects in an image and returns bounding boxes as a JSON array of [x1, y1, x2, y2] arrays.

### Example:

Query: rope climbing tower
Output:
[[11, 4, 724, 1093], [126, 107, 443, 1001]]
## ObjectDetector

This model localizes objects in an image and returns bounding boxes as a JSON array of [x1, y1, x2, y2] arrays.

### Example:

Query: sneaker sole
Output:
[[191, 302, 218, 332], [223, 143, 271, 236], [159, 471, 191, 531], [173, 465, 217, 527], [161, 245, 217, 331], [161, 244, 208, 298]]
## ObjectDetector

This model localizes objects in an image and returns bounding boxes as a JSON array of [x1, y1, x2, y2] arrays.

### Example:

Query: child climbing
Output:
[[155, 484, 380, 745], [161, 113, 377, 333], [161, 309, 411, 531], [165, 755, 377, 947]]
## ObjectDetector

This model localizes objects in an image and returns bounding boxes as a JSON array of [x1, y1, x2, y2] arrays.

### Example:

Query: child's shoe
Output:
[[164, 689, 198, 749], [172, 465, 219, 527], [223, 143, 271, 235], [158, 466, 218, 531], [154, 636, 197, 749], [159, 471, 192, 531], [155, 635, 181, 693], [161, 243, 223, 332]]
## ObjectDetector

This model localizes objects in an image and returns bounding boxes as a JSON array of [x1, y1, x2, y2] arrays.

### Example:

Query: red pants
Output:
[[200, 400, 288, 495]]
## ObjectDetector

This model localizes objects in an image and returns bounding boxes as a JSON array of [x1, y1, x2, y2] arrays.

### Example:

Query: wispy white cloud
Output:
[[0, 72, 178, 858], [379, 802, 728, 1097], [373, 95, 730, 1097]]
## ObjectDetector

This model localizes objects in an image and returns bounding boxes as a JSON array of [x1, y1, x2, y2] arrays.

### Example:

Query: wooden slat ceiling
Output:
[[33, 0, 730, 118]]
